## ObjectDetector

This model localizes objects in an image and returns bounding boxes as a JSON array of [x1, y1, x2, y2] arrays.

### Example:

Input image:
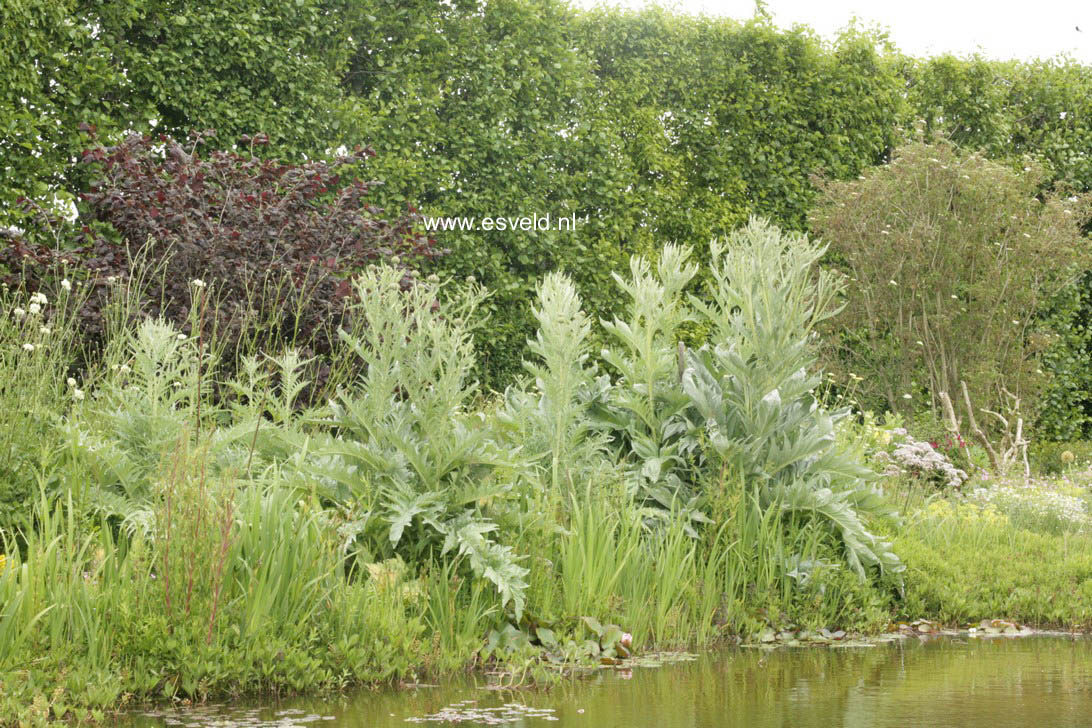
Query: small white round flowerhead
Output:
[[39, 326, 50, 335], [466, 275, 476, 284], [916, 340, 924, 346], [31, 292, 47, 305], [120, 364, 130, 374], [61, 279, 72, 292], [427, 273, 440, 283], [888, 280, 898, 286], [67, 377, 76, 387], [28, 303, 41, 315], [1012, 320, 1020, 325], [177, 334, 187, 341], [72, 388, 84, 401], [902, 393, 912, 400], [12, 307, 25, 319], [191, 278, 206, 288], [951, 294, 958, 299], [22, 343, 34, 352], [106, 275, 117, 284], [390, 255, 401, 265]]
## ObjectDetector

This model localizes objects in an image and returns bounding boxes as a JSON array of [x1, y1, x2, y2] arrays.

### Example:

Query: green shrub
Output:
[[581, 219, 901, 580], [811, 140, 1092, 430], [684, 218, 901, 579], [311, 265, 529, 615]]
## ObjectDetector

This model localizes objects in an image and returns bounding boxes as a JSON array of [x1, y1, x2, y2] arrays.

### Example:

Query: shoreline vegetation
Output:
[[8, 3, 1092, 724], [3, 218, 1092, 726]]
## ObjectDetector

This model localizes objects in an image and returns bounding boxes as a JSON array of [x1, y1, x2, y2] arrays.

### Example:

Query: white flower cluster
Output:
[[879, 431, 968, 489], [21, 291, 48, 316], [966, 482, 1090, 533]]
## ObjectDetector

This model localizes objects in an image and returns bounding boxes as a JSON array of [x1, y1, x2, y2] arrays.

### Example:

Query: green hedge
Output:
[[346, 3, 904, 386], [6, 0, 1092, 419]]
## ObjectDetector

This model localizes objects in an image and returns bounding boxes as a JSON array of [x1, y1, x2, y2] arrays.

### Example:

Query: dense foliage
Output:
[[350, 4, 905, 385], [0, 220, 915, 720], [811, 140, 1092, 428], [9, 0, 1092, 706], [4, 130, 441, 375], [0, 0, 358, 223], [11, 1, 1092, 422]]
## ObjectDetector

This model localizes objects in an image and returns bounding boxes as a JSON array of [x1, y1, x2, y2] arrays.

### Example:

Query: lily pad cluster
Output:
[[405, 701, 558, 725]]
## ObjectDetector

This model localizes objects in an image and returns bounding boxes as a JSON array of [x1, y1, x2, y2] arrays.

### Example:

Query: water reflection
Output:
[[120, 637, 1092, 728]]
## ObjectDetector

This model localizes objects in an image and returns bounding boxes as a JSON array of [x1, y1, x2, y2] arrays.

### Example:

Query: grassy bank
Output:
[[2, 220, 1091, 725], [894, 478, 1092, 629]]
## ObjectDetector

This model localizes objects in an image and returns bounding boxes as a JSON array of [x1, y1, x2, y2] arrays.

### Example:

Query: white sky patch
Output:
[[573, 0, 1092, 63]]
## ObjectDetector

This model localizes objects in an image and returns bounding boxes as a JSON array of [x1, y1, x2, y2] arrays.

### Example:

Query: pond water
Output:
[[121, 636, 1092, 728]]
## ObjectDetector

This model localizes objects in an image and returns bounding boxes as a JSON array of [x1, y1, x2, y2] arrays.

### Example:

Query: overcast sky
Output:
[[573, 0, 1092, 63]]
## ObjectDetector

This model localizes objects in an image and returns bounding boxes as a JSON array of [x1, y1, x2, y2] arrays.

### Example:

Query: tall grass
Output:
[[0, 280, 88, 531]]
